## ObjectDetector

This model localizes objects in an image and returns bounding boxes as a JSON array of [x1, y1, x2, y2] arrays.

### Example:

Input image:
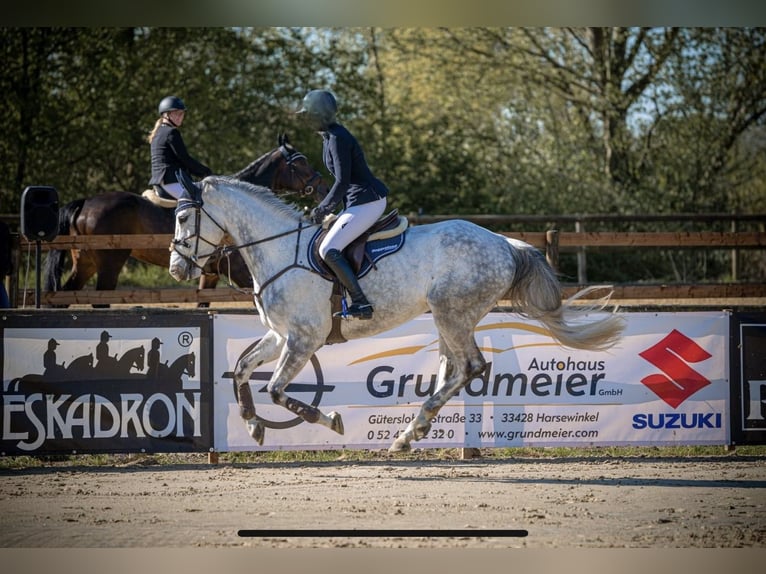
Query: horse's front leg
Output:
[[232, 330, 284, 444], [259, 339, 344, 445]]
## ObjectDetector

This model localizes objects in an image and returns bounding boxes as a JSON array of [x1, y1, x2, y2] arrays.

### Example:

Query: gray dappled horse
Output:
[[169, 177, 625, 452]]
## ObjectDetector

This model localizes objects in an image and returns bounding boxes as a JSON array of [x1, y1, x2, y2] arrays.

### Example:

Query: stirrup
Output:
[[334, 303, 373, 320]]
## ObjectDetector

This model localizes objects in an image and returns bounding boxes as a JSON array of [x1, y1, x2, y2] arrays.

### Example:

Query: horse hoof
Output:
[[414, 423, 432, 441], [388, 438, 411, 453], [329, 411, 344, 435], [247, 419, 264, 445]]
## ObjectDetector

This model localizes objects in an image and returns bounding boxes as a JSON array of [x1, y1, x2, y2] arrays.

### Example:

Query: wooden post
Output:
[[460, 448, 481, 460], [731, 218, 738, 282], [575, 219, 587, 283], [545, 229, 559, 271], [9, 232, 20, 308]]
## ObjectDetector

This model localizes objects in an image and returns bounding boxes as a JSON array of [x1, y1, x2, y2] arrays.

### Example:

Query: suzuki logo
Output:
[[639, 329, 712, 408]]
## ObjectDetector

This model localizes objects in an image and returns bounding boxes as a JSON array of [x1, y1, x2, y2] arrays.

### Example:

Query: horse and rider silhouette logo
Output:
[[11, 330, 195, 388]]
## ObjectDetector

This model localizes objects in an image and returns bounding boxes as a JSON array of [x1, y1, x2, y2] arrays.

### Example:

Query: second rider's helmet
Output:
[[158, 96, 186, 115]]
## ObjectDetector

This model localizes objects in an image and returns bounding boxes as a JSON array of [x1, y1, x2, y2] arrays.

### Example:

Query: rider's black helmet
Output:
[[158, 96, 186, 115], [296, 90, 337, 129]]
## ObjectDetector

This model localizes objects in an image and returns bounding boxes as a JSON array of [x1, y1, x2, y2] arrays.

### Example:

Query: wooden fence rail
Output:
[[17, 231, 766, 251], [11, 229, 766, 307], [16, 283, 766, 308]]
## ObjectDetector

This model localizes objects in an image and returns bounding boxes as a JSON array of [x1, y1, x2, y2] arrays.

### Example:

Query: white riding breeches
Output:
[[318, 197, 387, 259]]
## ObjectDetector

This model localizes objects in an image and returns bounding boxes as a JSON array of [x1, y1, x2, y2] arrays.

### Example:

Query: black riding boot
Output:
[[323, 249, 374, 319]]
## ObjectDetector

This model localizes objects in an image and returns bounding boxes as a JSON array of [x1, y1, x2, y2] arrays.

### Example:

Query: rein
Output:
[[247, 219, 314, 301], [172, 198, 319, 302]]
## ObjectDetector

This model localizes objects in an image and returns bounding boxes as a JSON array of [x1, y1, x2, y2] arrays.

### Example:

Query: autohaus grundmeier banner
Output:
[[213, 311, 729, 451]]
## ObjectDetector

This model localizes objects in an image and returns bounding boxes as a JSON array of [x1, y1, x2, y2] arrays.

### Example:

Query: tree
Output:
[[1, 27, 763, 284], [0, 27, 332, 213]]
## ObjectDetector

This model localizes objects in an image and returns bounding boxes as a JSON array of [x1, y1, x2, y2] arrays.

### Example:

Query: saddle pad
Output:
[[308, 228, 406, 279]]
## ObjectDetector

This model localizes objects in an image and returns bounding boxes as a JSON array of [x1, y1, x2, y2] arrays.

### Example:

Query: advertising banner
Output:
[[730, 312, 766, 445], [213, 311, 729, 451], [1, 311, 213, 455]]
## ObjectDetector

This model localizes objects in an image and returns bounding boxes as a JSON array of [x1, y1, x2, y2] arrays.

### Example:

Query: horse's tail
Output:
[[504, 240, 625, 351], [43, 198, 84, 291]]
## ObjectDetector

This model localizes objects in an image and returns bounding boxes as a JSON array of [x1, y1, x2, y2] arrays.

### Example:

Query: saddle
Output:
[[312, 210, 408, 346], [141, 186, 178, 208], [311, 209, 408, 277]]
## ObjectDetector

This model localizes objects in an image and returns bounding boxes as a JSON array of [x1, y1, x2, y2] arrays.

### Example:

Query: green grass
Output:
[[17, 253, 183, 289], [2, 445, 763, 469], [119, 260, 181, 288]]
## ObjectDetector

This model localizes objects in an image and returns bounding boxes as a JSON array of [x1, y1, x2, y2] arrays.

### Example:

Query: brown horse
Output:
[[44, 136, 327, 307]]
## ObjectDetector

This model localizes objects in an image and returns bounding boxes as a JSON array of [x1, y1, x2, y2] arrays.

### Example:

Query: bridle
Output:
[[170, 196, 227, 276], [170, 192, 317, 301], [171, 142, 324, 295], [275, 145, 323, 198]]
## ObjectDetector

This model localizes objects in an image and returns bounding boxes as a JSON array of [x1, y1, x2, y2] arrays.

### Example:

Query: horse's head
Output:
[[185, 352, 196, 378], [169, 183, 227, 282], [234, 134, 329, 200], [135, 346, 145, 372]]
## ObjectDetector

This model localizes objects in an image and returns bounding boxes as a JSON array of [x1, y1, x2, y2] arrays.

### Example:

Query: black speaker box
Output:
[[21, 186, 59, 241]]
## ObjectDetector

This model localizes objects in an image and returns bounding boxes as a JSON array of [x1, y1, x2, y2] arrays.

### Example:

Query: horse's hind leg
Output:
[[76, 249, 129, 309], [390, 324, 486, 453], [61, 249, 96, 291], [95, 250, 129, 291]]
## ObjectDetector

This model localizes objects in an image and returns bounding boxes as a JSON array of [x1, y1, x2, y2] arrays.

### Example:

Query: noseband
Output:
[[279, 146, 322, 197], [170, 197, 228, 275], [171, 144, 317, 274]]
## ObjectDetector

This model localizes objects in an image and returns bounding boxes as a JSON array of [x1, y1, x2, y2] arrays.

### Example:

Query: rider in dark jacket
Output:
[[297, 89, 388, 319], [148, 96, 212, 199]]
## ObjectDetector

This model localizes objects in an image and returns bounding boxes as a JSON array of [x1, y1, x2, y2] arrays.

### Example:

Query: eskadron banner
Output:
[[1, 312, 213, 455], [213, 311, 729, 451]]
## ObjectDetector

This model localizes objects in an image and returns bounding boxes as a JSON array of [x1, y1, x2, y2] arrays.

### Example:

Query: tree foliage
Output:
[[1, 27, 764, 283]]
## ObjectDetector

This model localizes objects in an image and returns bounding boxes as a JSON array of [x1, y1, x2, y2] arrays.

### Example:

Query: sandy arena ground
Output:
[[0, 452, 764, 548]]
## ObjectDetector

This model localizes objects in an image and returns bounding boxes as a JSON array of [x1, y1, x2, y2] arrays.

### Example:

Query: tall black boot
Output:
[[323, 248, 373, 319]]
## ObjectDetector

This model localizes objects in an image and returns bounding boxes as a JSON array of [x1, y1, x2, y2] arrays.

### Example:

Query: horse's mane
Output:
[[231, 148, 274, 180], [204, 176, 302, 219]]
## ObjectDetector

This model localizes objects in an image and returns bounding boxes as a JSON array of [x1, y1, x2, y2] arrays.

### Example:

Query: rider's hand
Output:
[[309, 206, 328, 224]]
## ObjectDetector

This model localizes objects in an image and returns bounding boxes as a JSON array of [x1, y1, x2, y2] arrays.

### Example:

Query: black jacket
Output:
[[149, 124, 211, 185], [316, 123, 388, 213], [0, 221, 11, 277]]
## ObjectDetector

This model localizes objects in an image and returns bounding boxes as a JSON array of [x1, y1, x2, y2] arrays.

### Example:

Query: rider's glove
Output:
[[309, 206, 330, 224]]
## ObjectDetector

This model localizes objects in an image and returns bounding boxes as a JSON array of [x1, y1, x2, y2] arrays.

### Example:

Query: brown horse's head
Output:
[[232, 134, 329, 202]]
